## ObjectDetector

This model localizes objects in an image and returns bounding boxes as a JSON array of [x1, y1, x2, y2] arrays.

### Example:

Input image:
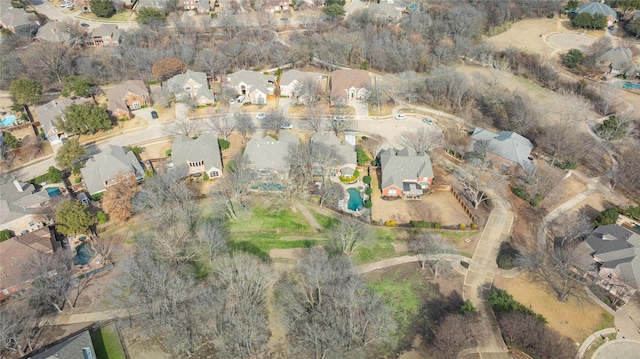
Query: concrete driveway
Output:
[[348, 100, 369, 119], [133, 107, 160, 126]]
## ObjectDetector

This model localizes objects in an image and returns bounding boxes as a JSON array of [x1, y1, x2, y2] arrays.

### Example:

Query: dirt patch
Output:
[[547, 33, 597, 51], [486, 17, 560, 56], [539, 173, 588, 213], [371, 190, 473, 226], [139, 140, 172, 161], [567, 193, 616, 222], [269, 248, 304, 259], [494, 274, 614, 343], [126, 339, 172, 359]]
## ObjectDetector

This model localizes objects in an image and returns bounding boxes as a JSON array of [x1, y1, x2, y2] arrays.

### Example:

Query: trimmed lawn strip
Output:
[[354, 228, 400, 265], [583, 333, 616, 359], [91, 324, 126, 359], [309, 210, 340, 230], [227, 207, 310, 232]]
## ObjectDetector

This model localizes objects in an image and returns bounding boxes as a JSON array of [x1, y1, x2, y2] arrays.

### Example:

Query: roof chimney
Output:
[[13, 180, 23, 192]]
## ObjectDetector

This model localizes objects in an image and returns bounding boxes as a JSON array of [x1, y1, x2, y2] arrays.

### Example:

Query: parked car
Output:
[[80, 22, 90, 27], [151, 111, 158, 119], [422, 118, 433, 125], [280, 123, 293, 129], [333, 115, 346, 121], [256, 113, 266, 119], [394, 114, 406, 120], [237, 95, 245, 103]]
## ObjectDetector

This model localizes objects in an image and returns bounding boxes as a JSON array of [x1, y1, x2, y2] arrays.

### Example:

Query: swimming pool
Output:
[[1, 115, 17, 127], [347, 188, 364, 211], [74, 242, 95, 266], [45, 187, 62, 197]]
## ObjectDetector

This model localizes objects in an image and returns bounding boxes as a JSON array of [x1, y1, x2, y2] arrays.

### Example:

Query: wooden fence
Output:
[[431, 185, 475, 223]]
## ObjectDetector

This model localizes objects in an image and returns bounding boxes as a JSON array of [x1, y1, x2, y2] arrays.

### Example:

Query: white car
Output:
[[422, 118, 434, 125], [280, 123, 293, 129], [229, 98, 235, 104], [256, 113, 266, 119], [333, 115, 346, 121], [237, 95, 245, 103], [395, 114, 407, 120]]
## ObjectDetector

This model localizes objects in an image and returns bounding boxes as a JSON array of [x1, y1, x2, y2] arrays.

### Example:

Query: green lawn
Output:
[[228, 207, 310, 232], [91, 324, 126, 359], [310, 209, 340, 230], [353, 228, 401, 265]]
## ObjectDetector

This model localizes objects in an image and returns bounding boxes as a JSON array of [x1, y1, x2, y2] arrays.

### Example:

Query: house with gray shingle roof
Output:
[[597, 47, 638, 77], [578, 224, 640, 298], [86, 24, 124, 47], [0, 5, 38, 32], [226, 70, 275, 105], [280, 70, 321, 102], [470, 128, 534, 173], [80, 145, 144, 195], [35, 99, 86, 145], [35, 21, 72, 43], [379, 147, 433, 199], [244, 132, 298, 180], [309, 132, 356, 178], [0, 180, 51, 235], [578, 2, 618, 25], [171, 132, 222, 178], [30, 330, 97, 359], [106, 80, 150, 119], [167, 70, 215, 105]]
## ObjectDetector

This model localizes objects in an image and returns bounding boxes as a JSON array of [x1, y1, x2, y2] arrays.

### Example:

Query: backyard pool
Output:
[[347, 188, 364, 211], [1, 115, 17, 127], [45, 187, 62, 197], [74, 242, 95, 266]]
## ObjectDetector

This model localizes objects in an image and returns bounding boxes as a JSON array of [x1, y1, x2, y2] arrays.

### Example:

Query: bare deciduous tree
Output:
[[454, 163, 504, 209], [328, 219, 374, 254], [397, 127, 443, 154], [517, 162, 564, 201], [549, 211, 592, 247], [22, 251, 75, 314], [214, 155, 255, 219], [408, 233, 453, 276], [432, 314, 476, 359], [233, 110, 255, 142], [169, 117, 202, 137], [210, 115, 236, 140], [261, 108, 289, 134], [92, 232, 126, 263]]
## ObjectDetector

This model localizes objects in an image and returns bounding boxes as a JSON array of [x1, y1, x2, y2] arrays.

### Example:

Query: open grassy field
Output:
[[91, 324, 126, 359], [493, 274, 614, 343]]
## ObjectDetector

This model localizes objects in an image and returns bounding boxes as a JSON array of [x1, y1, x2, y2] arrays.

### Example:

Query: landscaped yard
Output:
[[371, 190, 473, 227], [493, 274, 614, 343], [91, 324, 126, 359]]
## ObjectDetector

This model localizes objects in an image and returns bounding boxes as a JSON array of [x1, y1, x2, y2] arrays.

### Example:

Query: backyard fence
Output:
[[431, 185, 475, 223]]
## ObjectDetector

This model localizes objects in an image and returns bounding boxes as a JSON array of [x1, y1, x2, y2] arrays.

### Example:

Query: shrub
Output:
[[47, 166, 63, 183], [459, 300, 477, 315], [433, 222, 441, 229], [72, 165, 82, 175], [356, 147, 370, 166], [594, 207, 620, 226], [203, 173, 210, 181], [384, 220, 397, 227], [471, 223, 478, 229], [353, 169, 360, 178], [91, 192, 104, 201], [497, 242, 520, 270], [410, 220, 431, 228], [3, 132, 20, 149], [365, 187, 373, 195], [563, 49, 583, 69], [625, 206, 640, 220], [0, 229, 14, 242], [75, 176, 83, 183], [97, 211, 108, 224], [363, 176, 371, 184], [530, 194, 544, 207], [554, 160, 577, 170], [364, 200, 372, 208], [487, 289, 546, 322], [243, 102, 251, 106], [547, 13, 554, 18], [459, 223, 466, 230], [218, 138, 230, 150], [165, 149, 172, 157]]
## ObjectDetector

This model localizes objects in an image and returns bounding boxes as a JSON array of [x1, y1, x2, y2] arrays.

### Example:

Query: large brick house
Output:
[[379, 147, 434, 200], [106, 80, 150, 119]]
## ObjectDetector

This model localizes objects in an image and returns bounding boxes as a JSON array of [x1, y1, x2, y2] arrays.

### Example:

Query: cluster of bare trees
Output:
[[497, 312, 577, 358], [274, 248, 395, 359]]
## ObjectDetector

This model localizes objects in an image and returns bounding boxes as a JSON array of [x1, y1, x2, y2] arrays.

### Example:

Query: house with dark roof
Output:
[[0, 227, 58, 300], [330, 69, 371, 105], [106, 80, 150, 119], [379, 147, 434, 199], [244, 132, 299, 180], [0, 180, 51, 235], [578, 2, 618, 25], [35, 99, 86, 145], [226, 70, 276, 105], [80, 145, 144, 195], [309, 132, 356, 178], [86, 24, 124, 47], [171, 132, 223, 178], [597, 47, 639, 77], [470, 128, 534, 173], [29, 330, 97, 359], [578, 224, 640, 299], [167, 70, 215, 105]]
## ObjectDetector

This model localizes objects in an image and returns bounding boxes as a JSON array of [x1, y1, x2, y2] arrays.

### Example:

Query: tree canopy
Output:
[[626, 17, 640, 36], [10, 78, 43, 106], [136, 7, 166, 25], [151, 57, 187, 82], [61, 76, 95, 98], [58, 103, 111, 135], [55, 138, 86, 169], [3, 132, 20, 149], [55, 200, 94, 235], [323, 3, 346, 18], [571, 12, 607, 29], [562, 48, 583, 68], [89, 0, 115, 17]]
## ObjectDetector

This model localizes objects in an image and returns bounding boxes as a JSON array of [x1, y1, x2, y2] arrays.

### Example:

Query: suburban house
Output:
[[170, 132, 223, 178], [309, 132, 357, 178], [577, 224, 640, 300], [135, 0, 169, 10], [0, 227, 59, 300], [279, 69, 320, 101], [469, 128, 534, 173], [264, 0, 289, 12], [80, 145, 145, 195], [0, 5, 38, 33], [578, 2, 618, 25], [226, 70, 276, 105], [330, 69, 371, 105], [0, 180, 52, 235], [86, 24, 124, 47], [29, 330, 97, 359], [106, 80, 150, 119], [597, 47, 639, 77], [183, 0, 210, 12], [368, 0, 405, 20], [35, 99, 85, 145], [167, 70, 215, 105], [35, 21, 73, 43], [379, 147, 434, 200], [244, 132, 299, 180]]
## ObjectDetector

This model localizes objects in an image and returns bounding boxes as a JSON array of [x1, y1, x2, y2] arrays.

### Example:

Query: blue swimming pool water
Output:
[[347, 188, 364, 211], [1, 115, 16, 127], [623, 82, 640, 89], [45, 187, 62, 197]]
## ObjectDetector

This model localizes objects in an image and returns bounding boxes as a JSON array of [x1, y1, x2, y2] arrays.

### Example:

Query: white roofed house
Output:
[[80, 145, 144, 195], [167, 70, 215, 105], [226, 70, 276, 105], [170, 132, 223, 178]]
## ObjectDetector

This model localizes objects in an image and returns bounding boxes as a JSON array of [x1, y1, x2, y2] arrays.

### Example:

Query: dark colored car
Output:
[[151, 111, 158, 119], [80, 23, 90, 27]]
